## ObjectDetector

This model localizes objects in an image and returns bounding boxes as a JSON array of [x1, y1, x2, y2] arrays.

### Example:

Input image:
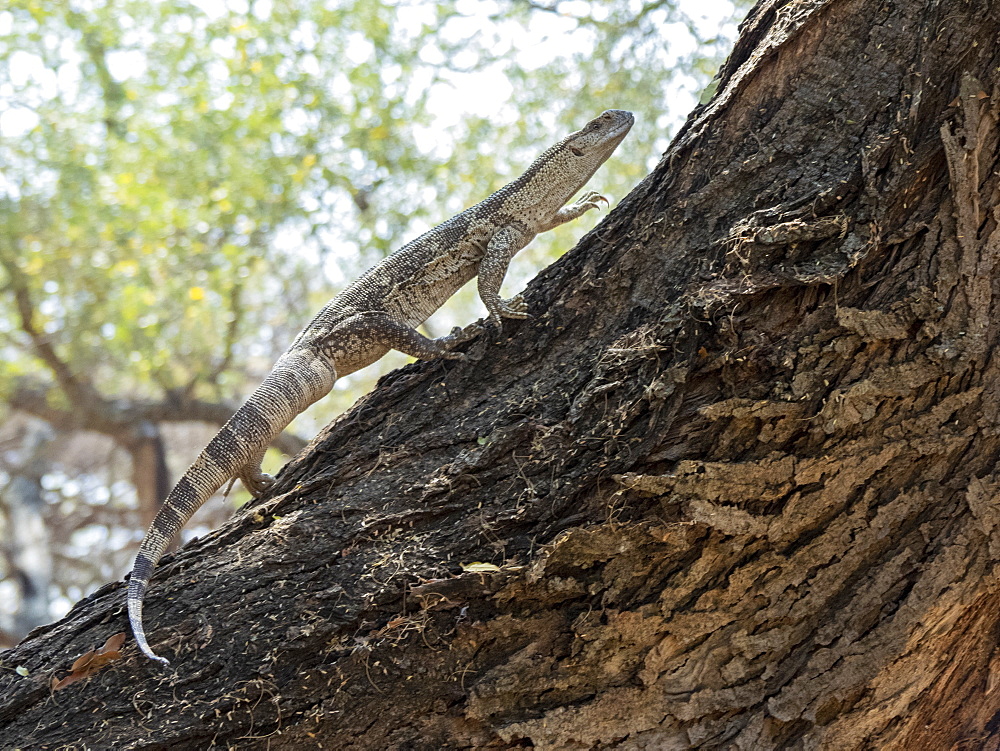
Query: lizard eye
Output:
[[571, 147, 584, 156]]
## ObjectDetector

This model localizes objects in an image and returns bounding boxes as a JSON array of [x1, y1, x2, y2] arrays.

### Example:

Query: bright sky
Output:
[[0, 0, 741, 140]]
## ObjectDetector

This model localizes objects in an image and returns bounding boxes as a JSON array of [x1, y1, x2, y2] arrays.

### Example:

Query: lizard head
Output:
[[500, 109, 634, 215], [562, 109, 635, 165], [531, 109, 634, 201]]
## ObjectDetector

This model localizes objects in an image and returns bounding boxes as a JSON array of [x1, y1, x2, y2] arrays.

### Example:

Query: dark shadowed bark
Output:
[[3, 0, 1000, 747]]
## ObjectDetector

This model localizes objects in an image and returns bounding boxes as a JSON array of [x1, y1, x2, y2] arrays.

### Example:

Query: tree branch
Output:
[[0, 252, 107, 414], [6, 379, 307, 456]]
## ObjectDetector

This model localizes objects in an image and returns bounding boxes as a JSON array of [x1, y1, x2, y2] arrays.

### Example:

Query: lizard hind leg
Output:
[[238, 449, 274, 497], [238, 465, 275, 497], [327, 311, 469, 362]]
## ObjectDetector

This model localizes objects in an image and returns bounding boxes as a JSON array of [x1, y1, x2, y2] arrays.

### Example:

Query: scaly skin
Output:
[[128, 109, 635, 664]]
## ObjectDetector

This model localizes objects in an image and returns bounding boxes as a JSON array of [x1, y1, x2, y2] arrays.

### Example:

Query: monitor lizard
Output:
[[129, 109, 634, 664]]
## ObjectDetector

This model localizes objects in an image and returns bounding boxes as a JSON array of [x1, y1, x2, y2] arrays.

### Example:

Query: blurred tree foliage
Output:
[[0, 0, 748, 635]]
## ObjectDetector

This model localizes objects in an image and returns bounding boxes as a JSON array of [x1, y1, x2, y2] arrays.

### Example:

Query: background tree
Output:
[[3, 0, 999, 746], [0, 0, 746, 643]]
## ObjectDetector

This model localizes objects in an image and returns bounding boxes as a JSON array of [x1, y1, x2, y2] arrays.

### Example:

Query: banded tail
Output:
[[128, 350, 336, 664]]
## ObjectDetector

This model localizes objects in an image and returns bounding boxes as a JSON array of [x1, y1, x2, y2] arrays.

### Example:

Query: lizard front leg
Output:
[[478, 224, 532, 329], [539, 190, 609, 232]]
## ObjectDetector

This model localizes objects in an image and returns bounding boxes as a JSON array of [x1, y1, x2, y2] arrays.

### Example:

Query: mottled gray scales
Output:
[[157, 499, 188, 530], [232, 404, 272, 442], [202, 429, 239, 468], [131, 556, 153, 582], [165, 478, 198, 512], [128, 110, 634, 664]]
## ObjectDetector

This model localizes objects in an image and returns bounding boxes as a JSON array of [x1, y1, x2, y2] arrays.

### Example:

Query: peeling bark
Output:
[[3, 0, 1000, 748]]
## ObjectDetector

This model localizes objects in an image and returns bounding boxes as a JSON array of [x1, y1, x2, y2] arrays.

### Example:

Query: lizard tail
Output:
[[128, 351, 337, 664], [128, 430, 236, 664]]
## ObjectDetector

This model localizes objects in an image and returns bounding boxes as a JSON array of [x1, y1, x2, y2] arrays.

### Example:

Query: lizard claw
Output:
[[433, 325, 479, 359], [487, 313, 504, 333], [241, 470, 275, 497], [446, 325, 480, 345], [575, 190, 609, 211], [483, 296, 529, 333], [499, 294, 530, 319]]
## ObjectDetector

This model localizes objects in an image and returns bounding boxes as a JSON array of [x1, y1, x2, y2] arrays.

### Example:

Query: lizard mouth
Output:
[[598, 110, 635, 152]]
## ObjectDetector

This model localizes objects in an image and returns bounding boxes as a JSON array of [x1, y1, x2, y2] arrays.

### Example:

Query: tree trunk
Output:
[[126, 420, 172, 532], [3, 0, 1000, 747]]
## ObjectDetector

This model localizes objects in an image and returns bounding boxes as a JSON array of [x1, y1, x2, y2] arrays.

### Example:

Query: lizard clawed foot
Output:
[[445, 325, 481, 345], [485, 296, 530, 334], [433, 325, 480, 360], [241, 470, 275, 497], [574, 190, 610, 212], [499, 294, 530, 320]]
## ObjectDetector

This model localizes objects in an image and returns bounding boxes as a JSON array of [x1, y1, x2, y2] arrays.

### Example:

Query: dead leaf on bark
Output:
[[51, 633, 126, 691]]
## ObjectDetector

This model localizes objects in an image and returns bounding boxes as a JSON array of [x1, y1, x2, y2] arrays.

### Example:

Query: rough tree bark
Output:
[[2, 0, 1000, 747]]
